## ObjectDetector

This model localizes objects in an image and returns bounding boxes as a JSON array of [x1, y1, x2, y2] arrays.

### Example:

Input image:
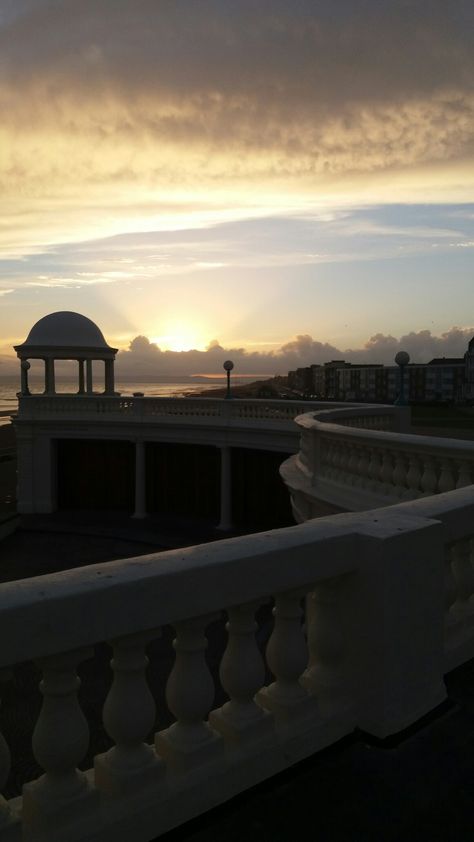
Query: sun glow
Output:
[[151, 325, 207, 353]]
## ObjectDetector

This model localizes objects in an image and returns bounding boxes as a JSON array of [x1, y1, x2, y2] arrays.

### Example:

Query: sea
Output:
[[0, 374, 269, 420]]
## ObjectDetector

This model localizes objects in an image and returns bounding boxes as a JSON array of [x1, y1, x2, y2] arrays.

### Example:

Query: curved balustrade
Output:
[[2, 492, 474, 841], [281, 404, 474, 520], [17, 395, 336, 423]]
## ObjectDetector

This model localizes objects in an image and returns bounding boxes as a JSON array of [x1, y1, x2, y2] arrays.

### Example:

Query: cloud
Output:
[[113, 325, 474, 377], [1, 0, 473, 254]]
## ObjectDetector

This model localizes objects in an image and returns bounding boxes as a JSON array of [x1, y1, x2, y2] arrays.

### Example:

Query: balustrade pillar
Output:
[[406, 454, 422, 498], [217, 446, 232, 531], [302, 579, 348, 715], [22, 649, 98, 835], [347, 445, 360, 486], [437, 458, 456, 494], [95, 632, 163, 796], [257, 589, 317, 729], [380, 449, 394, 494], [356, 447, 371, 489], [392, 451, 409, 498], [155, 616, 222, 773], [210, 602, 273, 745], [368, 447, 382, 492], [132, 440, 146, 519], [420, 456, 438, 496]]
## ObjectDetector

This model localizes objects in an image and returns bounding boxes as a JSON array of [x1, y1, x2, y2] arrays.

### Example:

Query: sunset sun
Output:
[[151, 325, 207, 353]]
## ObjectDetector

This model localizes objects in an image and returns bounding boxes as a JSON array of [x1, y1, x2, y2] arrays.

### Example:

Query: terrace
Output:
[[1, 394, 474, 840]]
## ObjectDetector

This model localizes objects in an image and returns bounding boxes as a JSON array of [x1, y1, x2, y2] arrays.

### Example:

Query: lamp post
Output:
[[223, 360, 234, 399], [394, 351, 410, 406]]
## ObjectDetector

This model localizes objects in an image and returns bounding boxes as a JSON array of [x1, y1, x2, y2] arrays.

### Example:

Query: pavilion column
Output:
[[20, 359, 30, 396], [86, 360, 93, 394], [104, 358, 115, 395], [44, 358, 55, 395], [78, 360, 85, 394], [217, 445, 233, 531], [132, 440, 146, 519]]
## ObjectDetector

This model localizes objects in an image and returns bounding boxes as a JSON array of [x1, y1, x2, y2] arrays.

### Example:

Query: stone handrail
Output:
[[2, 489, 474, 840], [281, 405, 474, 520]]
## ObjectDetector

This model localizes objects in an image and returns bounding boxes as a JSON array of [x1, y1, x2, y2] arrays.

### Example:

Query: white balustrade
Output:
[[95, 632, 163, 796], [210, 602, 272, 745], [406, 454, 422, 498], [2, 436, 474, 840], [438, 458, 456, 494], [380, 449, 394, 493], [368, 447, 382, 492], [356, 446, 371, 489], [392, 451, 409, 498], [155, 616, 222, 773], [420, 455, 438, 496], [22, 648, 98, 835], [257, 589, 316, 728], [284, 405, 474, 519], [302, 579, 347, 715]]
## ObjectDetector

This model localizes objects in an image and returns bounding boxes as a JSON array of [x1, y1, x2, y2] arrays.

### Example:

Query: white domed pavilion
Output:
[[14, 311, 118, 396]]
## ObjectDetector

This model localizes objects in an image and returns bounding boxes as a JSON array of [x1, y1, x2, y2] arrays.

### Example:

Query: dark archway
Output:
[[57, 439, 134, 511]]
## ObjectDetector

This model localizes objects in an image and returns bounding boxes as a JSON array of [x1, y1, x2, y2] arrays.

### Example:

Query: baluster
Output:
[[210, 603, 273, 746], [367, 447, 382, 492], [330, 441, 342, 482], [437, 458, 456, 494], [356, 446, 371, 489], [95, 632, 163, 796], [380, 449, 394, 494], [327, 441, 339, 481], [392, 451, 409, 498], [257, 589, 316, 729], [420, 455, 438, 496], [155, 616, 222, 773], [347, 445, 360, 485], [301, 579, 348, 714], [22, 649, 98, 834], [451, 539, 474, 615], [456, 460, 472, 489], [320, 441, 332, 479], [406, 454, 422, 498]]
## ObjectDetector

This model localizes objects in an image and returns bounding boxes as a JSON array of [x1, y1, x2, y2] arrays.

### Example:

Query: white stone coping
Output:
[[1, 488, 474, 668], [0, 518, 354, 667]]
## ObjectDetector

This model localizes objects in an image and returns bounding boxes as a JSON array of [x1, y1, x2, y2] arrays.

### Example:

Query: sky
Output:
[[1, 0, 473, 376]]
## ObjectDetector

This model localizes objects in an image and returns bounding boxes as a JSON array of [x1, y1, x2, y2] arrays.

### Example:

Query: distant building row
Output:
[[287, 338, 474, 404]]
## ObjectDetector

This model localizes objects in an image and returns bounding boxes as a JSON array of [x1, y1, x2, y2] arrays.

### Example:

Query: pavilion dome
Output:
[[17, 312, 113, 350]]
